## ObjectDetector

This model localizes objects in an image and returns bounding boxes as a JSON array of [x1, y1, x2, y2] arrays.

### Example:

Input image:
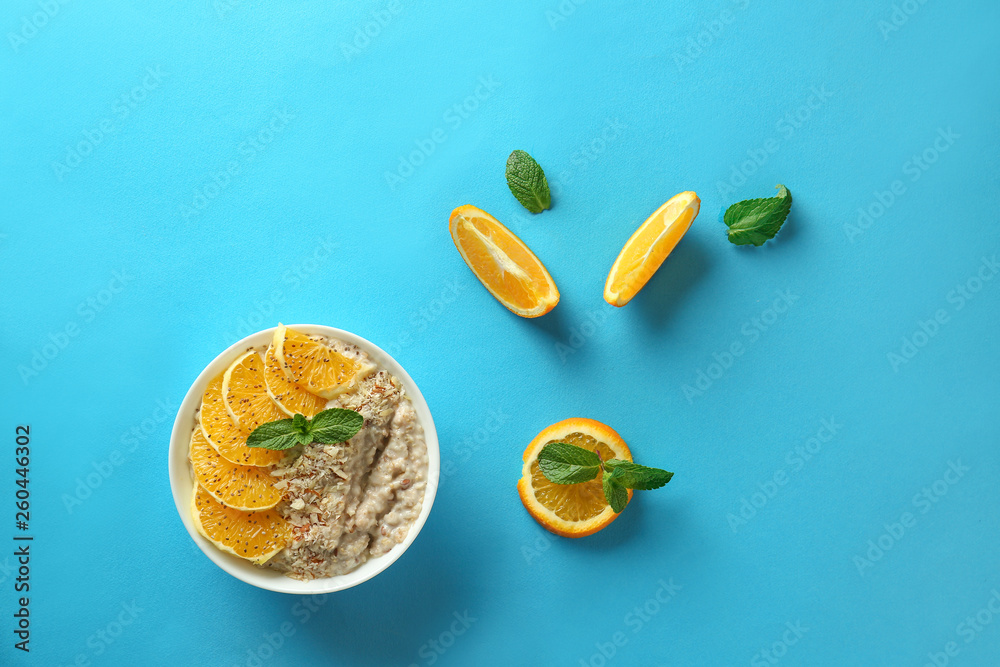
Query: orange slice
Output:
[[272, 324, 372, 399], [517, 418, 633, 538], [449, 205, 559, 318], [604, 191, 700, 307], [189, 429, 282, 511], [198, 372, 284, 467], [191, 485, 290, 564], [263, 343, 327, 417], [223, 350, 287, 431]]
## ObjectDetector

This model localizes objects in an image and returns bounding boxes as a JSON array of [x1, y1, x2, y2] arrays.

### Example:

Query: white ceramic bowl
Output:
[[168, 324, 440, 594]]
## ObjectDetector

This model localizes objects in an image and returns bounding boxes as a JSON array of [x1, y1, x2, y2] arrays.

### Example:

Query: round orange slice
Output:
[[604, 191, 700, 307], [273, 324, 373, 399], [449, 205, 559, 318], [189, 429, 283, 511], [263, 343, 327, 417], [518, 418, 633, 538], [198, 372, 284, 467], [191, 485, 290, 564], [223, 350, 287, 431]]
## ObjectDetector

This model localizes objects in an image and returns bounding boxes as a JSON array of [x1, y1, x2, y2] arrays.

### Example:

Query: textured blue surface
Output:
[[2, 1, 999, 665]]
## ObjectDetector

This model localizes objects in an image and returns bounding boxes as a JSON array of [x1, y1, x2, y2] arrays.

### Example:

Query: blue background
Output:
[[2, 0, 998, 665]]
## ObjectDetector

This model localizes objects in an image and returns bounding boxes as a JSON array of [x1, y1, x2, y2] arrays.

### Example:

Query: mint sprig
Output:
[[536, 442, 673, 513], [505, 150, 551, 213], [724, 184, 793, 246], [246, 408, 363, 450]]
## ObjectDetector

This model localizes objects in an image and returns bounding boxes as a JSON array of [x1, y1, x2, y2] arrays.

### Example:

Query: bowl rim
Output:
[[167, 324, 440, 594]]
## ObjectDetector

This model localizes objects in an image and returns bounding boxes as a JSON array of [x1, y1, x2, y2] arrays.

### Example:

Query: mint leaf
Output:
[[292, 413, 309, 434], [246, 419, 300, 450], [724, 184, 793, 246], [604, 460, 674, 490], [537, 442, 601, 484], [309, 408, 364, 444], [505, 150, 551, 213], [602, 468, 629, 513], [246, 408, 364, 449]]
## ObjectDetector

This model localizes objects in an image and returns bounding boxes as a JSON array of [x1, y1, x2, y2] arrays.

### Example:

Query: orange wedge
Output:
[[223, 350, 287, 431], [517, 418, 633, 538], [604, 191, 700, 306], [198, 372, 284, 467], [273, 324, 372, 399], [263, 344, 327, 417], [189, 429, 283, 511], [191, 485, 290, 564], [449, 205, 559, 318]]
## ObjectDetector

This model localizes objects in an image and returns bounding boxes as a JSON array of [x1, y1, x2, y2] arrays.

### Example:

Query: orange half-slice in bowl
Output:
[[273, 324, 373, 400], [198, 372, 284, 467], [223, 350, 287, 432], [191, 485, 290, 565], [189, 429, 283, 511], [263, 343, 327, 417]]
